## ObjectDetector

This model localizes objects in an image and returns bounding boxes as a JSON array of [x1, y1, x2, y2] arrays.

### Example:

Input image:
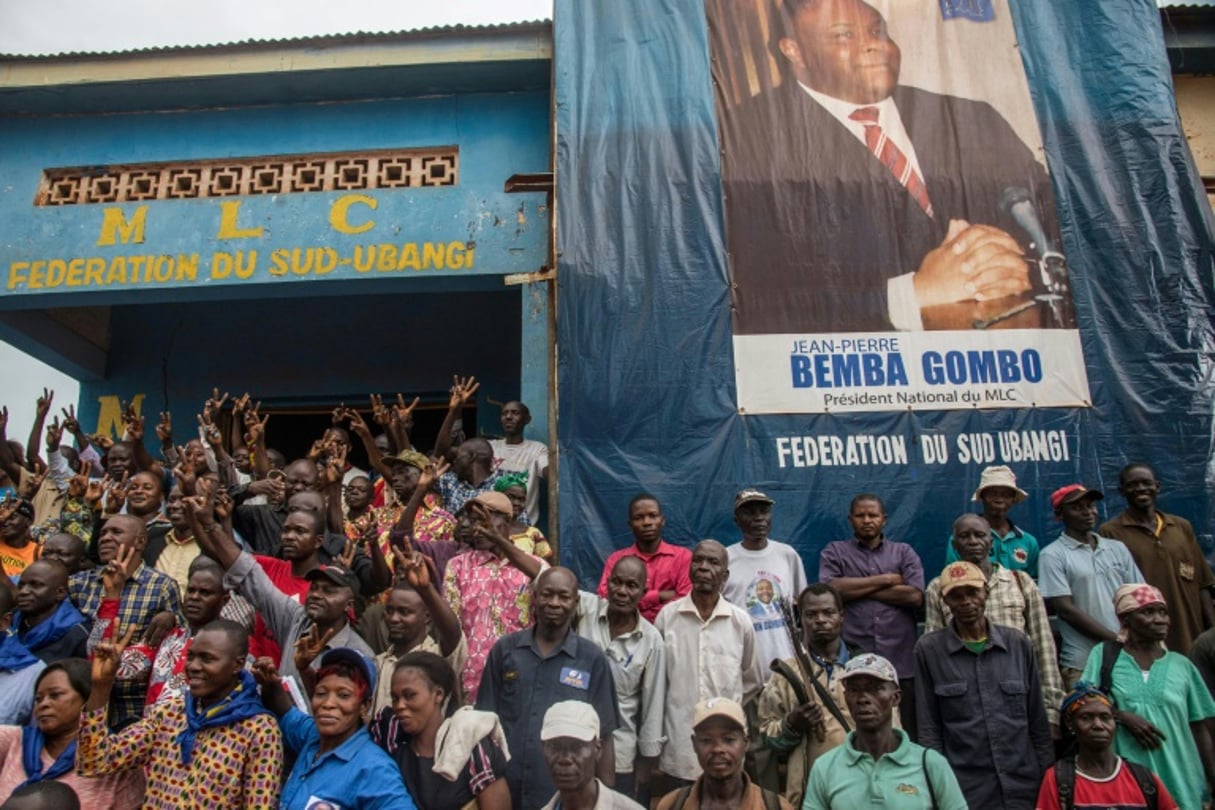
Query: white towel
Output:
[[432, 706, 511, 781]]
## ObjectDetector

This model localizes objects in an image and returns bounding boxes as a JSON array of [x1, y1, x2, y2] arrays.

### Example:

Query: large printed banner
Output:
[[708, 0, 1091, 413], [554, 0, 1215, 586]]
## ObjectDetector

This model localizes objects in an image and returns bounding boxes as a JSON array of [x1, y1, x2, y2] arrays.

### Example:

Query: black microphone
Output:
[[1000, 186, 1055, 256], [1000, 186, 1073, 329]]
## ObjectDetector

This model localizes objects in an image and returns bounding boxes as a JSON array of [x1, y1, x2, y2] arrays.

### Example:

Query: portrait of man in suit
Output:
[[716, 0, 1072, 334]]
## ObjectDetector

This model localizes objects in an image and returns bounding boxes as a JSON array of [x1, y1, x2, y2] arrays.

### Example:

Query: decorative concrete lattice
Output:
[[35, 147, 459, 206]]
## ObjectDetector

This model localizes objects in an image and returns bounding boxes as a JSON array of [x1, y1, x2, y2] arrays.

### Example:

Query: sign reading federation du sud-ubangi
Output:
[[708, 0, 1091, 413]]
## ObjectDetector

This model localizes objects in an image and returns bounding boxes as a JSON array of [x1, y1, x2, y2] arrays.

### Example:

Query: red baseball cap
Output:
[[1050, 484, 1103, 510]]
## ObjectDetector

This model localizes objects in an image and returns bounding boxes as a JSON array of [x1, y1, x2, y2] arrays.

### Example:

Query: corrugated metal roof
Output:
[[0, 18, 551, 60], [1159, 1, 1215, 7]]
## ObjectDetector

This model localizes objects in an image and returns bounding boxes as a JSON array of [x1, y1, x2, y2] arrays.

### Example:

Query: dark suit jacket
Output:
[[721, 83, 1061, 333]]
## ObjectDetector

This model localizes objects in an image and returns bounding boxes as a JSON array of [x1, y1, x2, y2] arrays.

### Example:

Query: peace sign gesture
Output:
[[92, 622, 138, 686], [293, 624, 338, 674]]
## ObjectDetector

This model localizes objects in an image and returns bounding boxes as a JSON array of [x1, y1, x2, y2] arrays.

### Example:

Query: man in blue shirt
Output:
[[477, 567, 621, 810]]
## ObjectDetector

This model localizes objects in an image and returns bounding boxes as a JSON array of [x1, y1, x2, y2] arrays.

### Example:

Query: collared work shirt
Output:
[[279, 707, 415, 810], [802, 729, 967, 810], [77, 700, 282, 809], [1099, 510, 1215, 653], [372, 633, 469, 717], [924, 564, 1065, 726], [914, 623, 1054, 810], [1038, 532, 1143, 669], [598, 541, 693, 622], [540, 780, 644, 810], [653, 594, 763, 781], [818, 537, 924, 679], [475, 627, 621, 810], [71, 564, 185, 726], [576, 592, 667, 772], [224, 551, 374, 696]]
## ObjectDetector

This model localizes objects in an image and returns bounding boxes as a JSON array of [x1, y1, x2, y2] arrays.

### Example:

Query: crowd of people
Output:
[[0, 382, 1212, 810]]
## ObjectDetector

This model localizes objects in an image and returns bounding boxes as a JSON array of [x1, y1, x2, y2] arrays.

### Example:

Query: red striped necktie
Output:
[[848, 106, 934, 218]]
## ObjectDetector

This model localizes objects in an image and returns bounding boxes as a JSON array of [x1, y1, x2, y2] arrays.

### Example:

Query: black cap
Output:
[[305, 564, 360, 596]]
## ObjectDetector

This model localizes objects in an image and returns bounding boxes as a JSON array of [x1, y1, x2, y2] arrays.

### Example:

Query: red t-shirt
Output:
[[597, 540, 693, 622], [1036, 759, 1178, 810], [247, 555, 310, 665]]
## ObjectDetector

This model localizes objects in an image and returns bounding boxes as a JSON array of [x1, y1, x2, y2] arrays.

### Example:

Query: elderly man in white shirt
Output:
[[653, 539, 762, 791], [576, 555, 667, 802]]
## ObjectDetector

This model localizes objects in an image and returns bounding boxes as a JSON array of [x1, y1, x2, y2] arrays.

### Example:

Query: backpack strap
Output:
[[1099, 640, 1123, 695], [670, 785, 694, 810], [921, 747, 938, 809], [1124, 760, 1159, 810], [1055, 758, 1076, 810], [760, 786, 781, 810]]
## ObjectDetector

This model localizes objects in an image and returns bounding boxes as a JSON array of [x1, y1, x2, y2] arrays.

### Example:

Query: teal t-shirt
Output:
[[945, 522, 1039, 577], [1081, 647, 1215, 810]]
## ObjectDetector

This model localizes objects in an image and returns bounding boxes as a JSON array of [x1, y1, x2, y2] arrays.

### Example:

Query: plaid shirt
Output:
[[70, 564, 185, 727], [924, 563, 1065, 725], [435, 469, 507, 517]]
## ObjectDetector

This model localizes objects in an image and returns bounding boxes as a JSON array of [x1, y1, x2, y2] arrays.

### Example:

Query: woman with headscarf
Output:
[[256, 646, 416, 809], [494, 473, 552, 562], [0, 658, 143, 807], [1036, 682, 1178, 809], [1080, 583, 1215, 808], [370, 651, 511, 810]]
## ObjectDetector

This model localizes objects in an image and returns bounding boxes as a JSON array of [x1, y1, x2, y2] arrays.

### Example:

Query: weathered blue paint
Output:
[[0, 92, 549, 305]]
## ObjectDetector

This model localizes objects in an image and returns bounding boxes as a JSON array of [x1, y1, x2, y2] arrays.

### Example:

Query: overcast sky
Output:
[[0, 0, 552, 54], [0, 0, 551, 436]]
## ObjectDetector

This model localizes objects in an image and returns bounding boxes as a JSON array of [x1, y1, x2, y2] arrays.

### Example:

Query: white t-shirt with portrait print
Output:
[[722, 540, 809, 667]]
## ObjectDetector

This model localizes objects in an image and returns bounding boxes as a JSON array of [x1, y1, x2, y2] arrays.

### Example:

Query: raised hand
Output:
[[45, 417, 64, 451], [369, 394, 389, 427], [155, 411, 173, 444], [448, 375, 479, 409], [243, 410, 268, 446], [34, 388, 54, 419], [104, 472, 130, 513], [232, 393, 252, 420], [417, 458, 451, 492], [293, 625, 338, 674], [203, 388, 229, 424], [102, 543, 138, 596], [392, 548, 437, 591], [392, 394, 420, 425], [18, 469, 46, 499], [198, 414, 223, 449], [68, 461, 90, 499], [120, 400, 144, 442], [0, 406, 8, 436], [92, 622, 138, 685], [345, 408, 372, 440], [84, 478, 105, 508], [308, 439, 327, 462], [60, 404, 79, 435], [0, 498, 15, 525], [90, 433, 114, 452], [172, 453, 197, 497], [250, 657, 281, 689]]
